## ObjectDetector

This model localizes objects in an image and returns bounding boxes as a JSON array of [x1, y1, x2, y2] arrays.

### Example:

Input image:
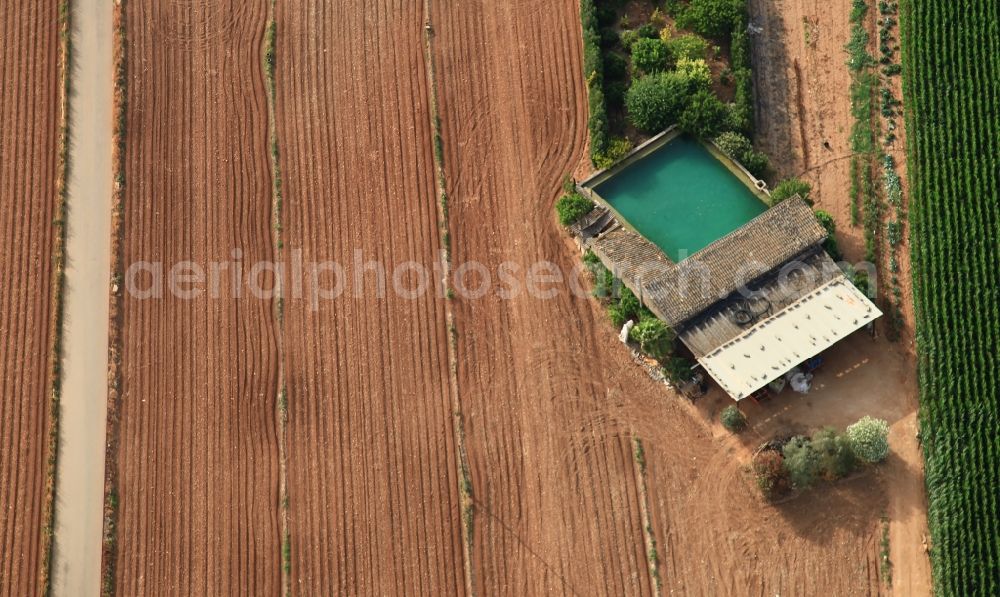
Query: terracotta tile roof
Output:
[[590, 196, 827, 327]]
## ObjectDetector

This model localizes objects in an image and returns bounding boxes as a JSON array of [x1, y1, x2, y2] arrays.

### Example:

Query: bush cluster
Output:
[[781, 429, 858, 489], [752, 416, 890, 498], [625, 65, 711, 133]]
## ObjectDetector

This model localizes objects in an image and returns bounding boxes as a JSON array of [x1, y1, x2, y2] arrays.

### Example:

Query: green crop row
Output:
[[901, 0, 1000, 594]]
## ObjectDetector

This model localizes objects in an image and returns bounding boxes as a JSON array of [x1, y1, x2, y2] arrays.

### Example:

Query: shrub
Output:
[[814, 210, 836, 235], [663, 33, 710, 61], [593, 137, 633, 170], [674, 57, 713, 92], [782, 436, 821, 489], [631, 38, 671, 74], [769, 178, 813, 206], [846, 416, 890, 463], [850, 268, 873, 298], [814, 210, 843, 260], [753, 450, 789, 499], [555, 192, 594, 226], [811, 427, 858, 479], [720, 405, 747, 432], [662, 355, 694, 384], [620, 29, 640, 49], [679, 89, 728, 138], [586, 255, 615, 298], [629, 317, 675, 359], [714, 131, 769, 178], [625, 71, 691, 132], [677, 0, 746, 40], [636, 23, 660, 40], [608, 302, 630, 327], [650, 7, 667, 28], [617, 285, 641, 317]]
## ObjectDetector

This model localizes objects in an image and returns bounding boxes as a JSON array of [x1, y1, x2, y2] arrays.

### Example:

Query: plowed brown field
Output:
[[0, 2, 61, 594], [431, 1, 655, 594], [110, 1, 282, 593], [273, 1, 466, 594]]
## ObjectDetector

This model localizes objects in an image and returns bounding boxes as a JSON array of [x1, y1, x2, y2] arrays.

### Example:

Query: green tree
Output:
[[677, 0, 746, 40], [782, 436, 821, 489], [555, 192, 593, 226], [811, 427, 858, 479], [631, 38, 670, 74], [846, 416, 890, 463], [679, 89, 727, 138], [769, 178, 813, 206], [625, 71, 691, 133]]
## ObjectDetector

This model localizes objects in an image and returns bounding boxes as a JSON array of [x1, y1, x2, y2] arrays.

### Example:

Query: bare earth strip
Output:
[[110, 1, 281, 593], [430, 1, 655, 594], [52, 0, 113, 593], [274, 0, 466, 593], [0, 3, 61, 595], [749, 0, 930, 592]]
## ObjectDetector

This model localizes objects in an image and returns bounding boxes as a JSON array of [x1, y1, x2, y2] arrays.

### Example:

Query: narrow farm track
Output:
[[52, 0, 113, 592], [0, 2, 61, 595], [274, 1, 465, 594], [111, 1, 282, 593], [430, 1, 656, 594]]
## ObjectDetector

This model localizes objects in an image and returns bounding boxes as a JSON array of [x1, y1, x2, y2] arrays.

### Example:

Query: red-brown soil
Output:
[[0, 3, 61, 594], [273, 1, 466, 594], [432, 1, 655, 593], [110, 1, 282, 593]]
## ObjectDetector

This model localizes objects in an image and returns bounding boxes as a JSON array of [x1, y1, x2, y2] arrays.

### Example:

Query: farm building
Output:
[[575, 131, 882, 400]]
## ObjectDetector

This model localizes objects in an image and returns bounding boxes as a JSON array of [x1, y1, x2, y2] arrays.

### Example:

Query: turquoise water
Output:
[[594, 136, 768, 262]]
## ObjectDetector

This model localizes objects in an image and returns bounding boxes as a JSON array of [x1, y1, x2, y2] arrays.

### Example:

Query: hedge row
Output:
[[581, 0, 609, 163]]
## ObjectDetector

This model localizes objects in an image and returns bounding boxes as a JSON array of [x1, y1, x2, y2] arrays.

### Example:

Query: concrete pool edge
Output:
[[578, 126, 771, 205], [576, 127, 772, 263]]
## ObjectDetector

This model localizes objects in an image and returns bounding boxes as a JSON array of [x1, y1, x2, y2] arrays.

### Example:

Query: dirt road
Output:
[[749, 0, 930, 592], [51, 0, 113, 593], [0, 3, 62, 594], [274, 2, 466, 593], [108, 1, 282, 592]]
